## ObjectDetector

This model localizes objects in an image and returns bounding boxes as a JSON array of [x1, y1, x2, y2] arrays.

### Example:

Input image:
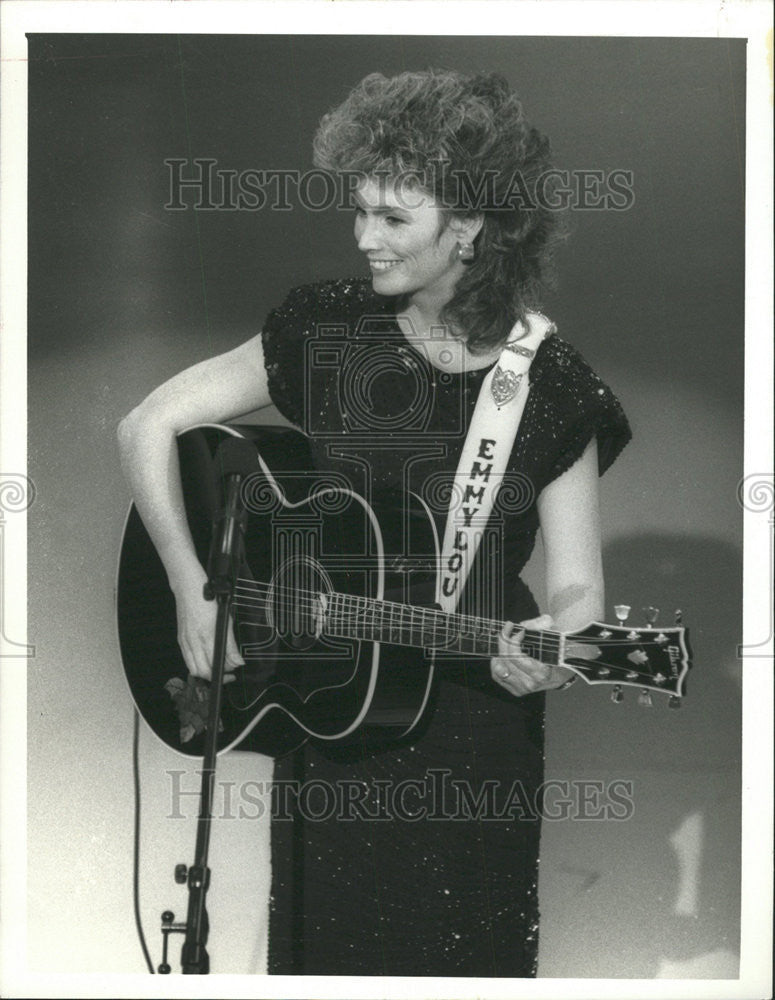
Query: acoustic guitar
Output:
[[117, 425, 692, 758]]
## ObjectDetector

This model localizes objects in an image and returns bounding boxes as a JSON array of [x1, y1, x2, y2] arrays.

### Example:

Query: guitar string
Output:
[[227, 581, 674, 649], [233, 578, 537, 637], [230, 574, 676, 644], [224, 581, 676, 681], [222, 606, 673, 684], [231, 598, 573, 649], [226, 625, 672, 665], [229, 590, 659, 645], [225, 602, 676, 660]]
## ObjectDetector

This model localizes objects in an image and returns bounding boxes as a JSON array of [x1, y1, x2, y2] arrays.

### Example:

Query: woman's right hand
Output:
[[117, 332, 272, 685], [172, 566, 245, 683]]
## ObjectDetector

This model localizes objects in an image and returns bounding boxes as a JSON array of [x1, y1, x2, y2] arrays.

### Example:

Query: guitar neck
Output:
[[244, 580, 690, 698], [327, 592, 562, 664]]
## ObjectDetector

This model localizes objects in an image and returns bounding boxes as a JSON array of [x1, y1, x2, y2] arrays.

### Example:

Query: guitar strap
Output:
[[438, 312, 555, 613]]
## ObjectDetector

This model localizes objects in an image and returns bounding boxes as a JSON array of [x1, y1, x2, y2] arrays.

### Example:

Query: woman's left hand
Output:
[[491, 614, 576, 697]]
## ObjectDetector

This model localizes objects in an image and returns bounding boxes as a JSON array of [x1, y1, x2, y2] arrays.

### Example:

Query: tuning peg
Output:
[[638, 688, 653, 708], [610, 684, 624, 704], [614, 604, 631, 624], [644, 606, 659, 626], [668, 695, 681, 710], [674, 609, 683, 625]]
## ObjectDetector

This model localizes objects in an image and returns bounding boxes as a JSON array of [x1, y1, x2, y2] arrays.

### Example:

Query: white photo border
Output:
[[1, 2, 772, 999]]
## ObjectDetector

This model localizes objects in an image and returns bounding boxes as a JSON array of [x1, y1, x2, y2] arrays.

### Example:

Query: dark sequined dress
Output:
[[260, 278, 630, 977]]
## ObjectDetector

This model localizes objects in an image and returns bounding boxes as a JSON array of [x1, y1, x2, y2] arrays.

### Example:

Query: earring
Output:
[[456, 241, 475, 262]]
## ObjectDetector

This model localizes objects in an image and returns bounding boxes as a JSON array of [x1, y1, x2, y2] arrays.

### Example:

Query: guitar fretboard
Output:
[[325, 591, 561, 663]]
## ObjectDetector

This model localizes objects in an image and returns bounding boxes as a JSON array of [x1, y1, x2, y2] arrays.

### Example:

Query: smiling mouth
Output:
[[368, 259, 402, 272]]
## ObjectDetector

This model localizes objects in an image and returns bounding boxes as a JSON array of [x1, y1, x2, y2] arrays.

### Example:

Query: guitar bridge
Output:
[[312, 592, 327, 638], [390, 556, 436, 573]]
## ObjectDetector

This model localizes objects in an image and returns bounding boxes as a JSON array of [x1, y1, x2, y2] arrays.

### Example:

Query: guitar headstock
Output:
[[563, 607, 692, 707]]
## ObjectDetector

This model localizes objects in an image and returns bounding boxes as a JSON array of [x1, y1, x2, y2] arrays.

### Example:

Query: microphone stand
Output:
[[170, 468, 247, 974]]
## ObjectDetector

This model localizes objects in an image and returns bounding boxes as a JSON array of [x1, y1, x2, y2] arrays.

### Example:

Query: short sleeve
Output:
[[261, 277, 383, 430], [260, 283, 316, 428], [522, 336, 632, 493]]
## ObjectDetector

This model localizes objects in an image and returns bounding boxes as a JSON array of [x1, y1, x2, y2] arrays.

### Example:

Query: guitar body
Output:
[[117, 425, 438, 758], [119, 426, 693, 758]]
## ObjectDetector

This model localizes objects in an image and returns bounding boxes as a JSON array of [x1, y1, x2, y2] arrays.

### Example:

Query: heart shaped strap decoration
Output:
[[490, 366, 523, 407]]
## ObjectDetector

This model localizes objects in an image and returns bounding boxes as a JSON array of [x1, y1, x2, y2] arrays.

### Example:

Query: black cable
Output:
[[133, 707, 156, 974]]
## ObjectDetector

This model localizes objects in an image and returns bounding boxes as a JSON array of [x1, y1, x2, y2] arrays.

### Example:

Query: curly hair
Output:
[[313, 69, 567, 353]]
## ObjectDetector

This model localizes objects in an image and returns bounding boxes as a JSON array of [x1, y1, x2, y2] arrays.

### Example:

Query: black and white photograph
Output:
[[0, 2, 772, 997]]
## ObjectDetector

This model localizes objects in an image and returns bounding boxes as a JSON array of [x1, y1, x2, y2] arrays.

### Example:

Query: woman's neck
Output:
[[397, 303, 501, 374], [404, 263, 465, 328]]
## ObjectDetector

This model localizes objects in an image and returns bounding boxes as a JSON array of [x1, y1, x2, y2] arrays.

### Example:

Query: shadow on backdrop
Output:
[[541, 530, 742, 978]]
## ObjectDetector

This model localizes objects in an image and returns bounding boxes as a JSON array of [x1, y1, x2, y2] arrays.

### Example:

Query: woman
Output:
[[118, 69, 630, 977]]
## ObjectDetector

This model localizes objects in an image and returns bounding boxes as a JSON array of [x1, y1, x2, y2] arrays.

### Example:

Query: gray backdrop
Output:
[[27, 34, 744, 977]]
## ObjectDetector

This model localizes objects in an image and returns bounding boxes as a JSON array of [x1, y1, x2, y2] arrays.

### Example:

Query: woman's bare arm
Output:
[[537, 436, 604, 634], [117, 333, 272, 678], [492, 438, 604, 696]]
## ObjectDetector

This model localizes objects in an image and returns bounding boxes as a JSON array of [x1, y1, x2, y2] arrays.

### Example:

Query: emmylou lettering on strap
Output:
[[438, 314, 555, 611]]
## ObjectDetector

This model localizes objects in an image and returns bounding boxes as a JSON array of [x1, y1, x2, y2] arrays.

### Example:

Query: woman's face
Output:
[[353, 177, 464, 303]]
